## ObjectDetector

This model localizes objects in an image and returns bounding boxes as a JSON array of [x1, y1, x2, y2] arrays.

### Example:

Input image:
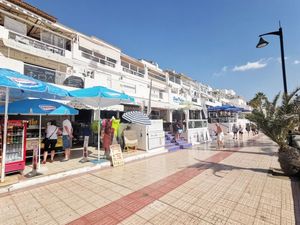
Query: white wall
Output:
[[0, 55, 24, 72]]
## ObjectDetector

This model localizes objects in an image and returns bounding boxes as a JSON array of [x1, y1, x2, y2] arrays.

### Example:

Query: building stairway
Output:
[[165, 133, 192, 151]]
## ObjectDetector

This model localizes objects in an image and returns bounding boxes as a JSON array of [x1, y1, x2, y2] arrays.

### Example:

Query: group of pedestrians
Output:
[[214, 122, 259, 149], [42, 115, 73, 164], [232, 124, 245, 140]]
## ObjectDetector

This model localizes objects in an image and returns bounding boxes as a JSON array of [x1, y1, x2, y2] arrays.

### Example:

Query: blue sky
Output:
[[26, 0, 300, 100]]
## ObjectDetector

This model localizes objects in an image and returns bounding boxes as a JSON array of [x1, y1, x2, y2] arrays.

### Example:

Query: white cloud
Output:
[[232, 60, 267, 72], [213, 66, 228, 77], [294, 60, 300, 64], [221, 66, 227, 72]]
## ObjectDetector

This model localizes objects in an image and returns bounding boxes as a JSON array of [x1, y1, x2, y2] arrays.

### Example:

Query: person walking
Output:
[[232, 123, 238, 140], [173, 120, 182, 141], [246, 124, 251, 137], [238, 125, 244, 140], [42, 120, 60, 164], [216, 123, 224, 149], [62, 116, 73, 161]]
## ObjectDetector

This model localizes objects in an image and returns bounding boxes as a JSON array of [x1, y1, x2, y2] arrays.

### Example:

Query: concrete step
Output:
[[165, 143, 176, 147], [167, 145, 181, 152], [165, 136, 174, 141], [180, 143, 193, 149]]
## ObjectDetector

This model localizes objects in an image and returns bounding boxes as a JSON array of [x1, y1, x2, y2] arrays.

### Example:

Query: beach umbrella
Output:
[[0, 68, 70, 182], [69, 86, 135, 160], [122, 111, 151, 125], [69, 86, 134, 108], [0, 98, 78, 169]]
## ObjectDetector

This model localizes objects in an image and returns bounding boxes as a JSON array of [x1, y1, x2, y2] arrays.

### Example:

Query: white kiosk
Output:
[[120, 119, 165, 152]]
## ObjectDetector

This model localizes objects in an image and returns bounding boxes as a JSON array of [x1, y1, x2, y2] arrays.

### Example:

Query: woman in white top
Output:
[[42, 120, 60, 164]]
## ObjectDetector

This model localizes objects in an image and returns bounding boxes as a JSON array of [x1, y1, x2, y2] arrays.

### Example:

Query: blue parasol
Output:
[[69, 86, 135, 160], [0, 68, 70, 182]]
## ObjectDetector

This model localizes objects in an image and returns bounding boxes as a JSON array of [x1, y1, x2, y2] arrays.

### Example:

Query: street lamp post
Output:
[[256, 26, 288, 95]]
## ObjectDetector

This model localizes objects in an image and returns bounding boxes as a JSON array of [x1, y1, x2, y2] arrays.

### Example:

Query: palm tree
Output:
[[246, 88, 300, 175], [248, 92, 267, 111]]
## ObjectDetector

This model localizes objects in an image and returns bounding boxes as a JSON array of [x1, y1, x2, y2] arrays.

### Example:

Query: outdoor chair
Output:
[[123, 130, 138, 152]]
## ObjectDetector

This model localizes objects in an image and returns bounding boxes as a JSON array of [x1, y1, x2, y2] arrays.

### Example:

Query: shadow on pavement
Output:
[[194, 148, 275, 156], [190, 158, 270, 177]]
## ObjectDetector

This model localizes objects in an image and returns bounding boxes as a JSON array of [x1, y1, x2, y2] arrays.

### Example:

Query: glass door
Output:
[[6, 124, 24, 163]]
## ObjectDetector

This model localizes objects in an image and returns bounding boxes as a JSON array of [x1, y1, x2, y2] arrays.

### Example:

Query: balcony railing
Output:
[[8, 31, 65, 56], [81, 52, 115, 68], [122, 67, 144, 78]]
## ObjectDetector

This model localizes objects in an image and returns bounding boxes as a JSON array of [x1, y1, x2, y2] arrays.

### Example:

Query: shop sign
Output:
[[172, 96, 184, 104], [9, 77, 40, 88], [24, 64, 56, 84], [110, 144, 124, 167], [39, 105, 56, 111]]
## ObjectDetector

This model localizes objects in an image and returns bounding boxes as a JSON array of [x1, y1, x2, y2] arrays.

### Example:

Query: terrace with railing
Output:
[[8, 31, 66, 56]]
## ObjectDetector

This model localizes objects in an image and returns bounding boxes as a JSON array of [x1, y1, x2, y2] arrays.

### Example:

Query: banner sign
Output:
[[110, 144, 124, 167]]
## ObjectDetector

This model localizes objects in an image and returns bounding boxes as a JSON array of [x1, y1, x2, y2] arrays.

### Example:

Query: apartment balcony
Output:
[[122, 67, 144, 78], [0, 26, 72, 65]]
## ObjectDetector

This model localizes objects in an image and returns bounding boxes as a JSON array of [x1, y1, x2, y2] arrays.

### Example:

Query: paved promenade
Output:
[[0, 134, 299, 225]]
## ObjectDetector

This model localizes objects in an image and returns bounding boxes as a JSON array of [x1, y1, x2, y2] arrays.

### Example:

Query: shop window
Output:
[[189, 110, 201, 120]]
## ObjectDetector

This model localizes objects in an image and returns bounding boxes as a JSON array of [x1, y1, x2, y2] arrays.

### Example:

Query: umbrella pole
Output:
[[97, 107, 101, 161], [1, 87, 9, 183], [38, 115, 42, 170]]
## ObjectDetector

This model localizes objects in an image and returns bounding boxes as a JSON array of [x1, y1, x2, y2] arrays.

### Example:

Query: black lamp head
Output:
[[256, 37, 269, 48]]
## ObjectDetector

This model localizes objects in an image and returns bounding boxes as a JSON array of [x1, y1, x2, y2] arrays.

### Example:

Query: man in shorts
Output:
[[216, 123, 225, 149], [62, 115, 73, 161]]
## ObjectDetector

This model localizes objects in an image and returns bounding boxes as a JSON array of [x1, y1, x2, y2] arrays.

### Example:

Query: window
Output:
[[169, 74, 181, 84], [107, 57, 117, 64], [121, 61, 145, 78], [171, 88, 178, 94], [79, 46, 117, 68], [94, 52, 105, 59], [138, 68, 145, 74], [79, 46, 93, 55], [130, 65, 137, 72], [148, 71, 166, 82], [121, 61, 129, 68], [159, 91, 164, 99], [189, 110, 201, 120], [41, 31, 66, 49]]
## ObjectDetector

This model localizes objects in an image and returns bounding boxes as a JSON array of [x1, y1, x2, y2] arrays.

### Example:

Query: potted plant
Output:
[[247, 88, 300, 176]]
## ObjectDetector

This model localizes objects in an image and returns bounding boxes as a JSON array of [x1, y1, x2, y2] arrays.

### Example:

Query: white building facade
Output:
[[0, 0, 250, 144]]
